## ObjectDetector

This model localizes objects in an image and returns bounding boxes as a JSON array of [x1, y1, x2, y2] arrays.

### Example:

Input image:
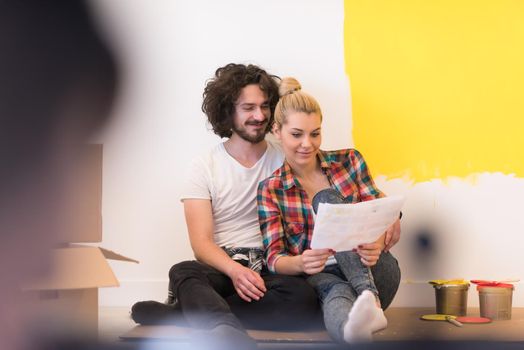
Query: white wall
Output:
[[376, 174, 524, 307], [91, 0, 522, 308], [92, 0, 352, 306]]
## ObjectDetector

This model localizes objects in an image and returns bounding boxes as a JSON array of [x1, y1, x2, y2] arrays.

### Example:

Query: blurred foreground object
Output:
[[0, 0, 119, 348]]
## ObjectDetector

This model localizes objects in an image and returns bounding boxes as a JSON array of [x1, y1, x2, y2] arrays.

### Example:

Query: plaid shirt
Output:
[[257, 148, 384, 273]]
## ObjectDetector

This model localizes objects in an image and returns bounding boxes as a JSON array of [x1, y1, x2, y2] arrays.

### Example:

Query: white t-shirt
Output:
[[180, 139, 284, 248]]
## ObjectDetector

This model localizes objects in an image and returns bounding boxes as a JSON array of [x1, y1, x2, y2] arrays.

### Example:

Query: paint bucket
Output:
[[433, 283, 469, 316], [477, 284, 514, 320]]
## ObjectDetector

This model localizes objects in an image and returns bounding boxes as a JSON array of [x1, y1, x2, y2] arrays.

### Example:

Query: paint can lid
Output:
[[420, 314, 456, 321], [429, 279, 469, 286], [471, 280, 515, 288], [477, 285, 514, 292], [455, 316, 491, 324]]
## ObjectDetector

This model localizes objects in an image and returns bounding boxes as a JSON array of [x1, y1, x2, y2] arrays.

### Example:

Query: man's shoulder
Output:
[[264, 137, 284, 167], [258, 165, 284, 189], [189, 142, 226, 166], [266, 135, 283, 153]]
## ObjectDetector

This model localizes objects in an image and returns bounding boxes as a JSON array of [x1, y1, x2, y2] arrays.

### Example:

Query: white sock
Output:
[[342, 290, 388, 343], [370, 298, 388, 333]]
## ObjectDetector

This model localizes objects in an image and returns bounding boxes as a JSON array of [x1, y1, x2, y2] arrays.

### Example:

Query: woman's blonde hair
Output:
[[274, 77, 322, 129]]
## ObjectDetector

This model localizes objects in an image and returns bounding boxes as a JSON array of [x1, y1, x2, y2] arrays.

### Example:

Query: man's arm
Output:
[[184, 199, 266, 302]]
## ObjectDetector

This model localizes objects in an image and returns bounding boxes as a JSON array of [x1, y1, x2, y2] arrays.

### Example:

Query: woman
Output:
[[257, 77, 401, 343]]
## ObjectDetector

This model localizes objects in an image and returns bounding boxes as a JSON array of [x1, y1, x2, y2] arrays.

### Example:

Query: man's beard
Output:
[[232, 121, 268, 144]]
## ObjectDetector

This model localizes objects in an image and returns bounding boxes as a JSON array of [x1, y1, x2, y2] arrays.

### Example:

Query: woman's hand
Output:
[[356, 233, 385, 267], [301, 248, 333, 275], [383, 218, 401, 253]]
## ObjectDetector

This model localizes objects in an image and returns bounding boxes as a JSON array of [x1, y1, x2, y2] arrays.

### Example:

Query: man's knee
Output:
[[169, 260, 203, 283], [168, 260, 210, 302]]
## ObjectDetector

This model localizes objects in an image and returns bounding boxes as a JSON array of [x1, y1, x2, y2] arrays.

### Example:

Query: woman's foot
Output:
[[342, 290, 387, 343]]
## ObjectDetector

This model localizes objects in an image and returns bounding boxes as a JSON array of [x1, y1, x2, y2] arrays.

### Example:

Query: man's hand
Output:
[[228, 263, 267, 302], [356, 233, 385, 267], [301, 248, 333, 275], [383, 218, 401, 253]]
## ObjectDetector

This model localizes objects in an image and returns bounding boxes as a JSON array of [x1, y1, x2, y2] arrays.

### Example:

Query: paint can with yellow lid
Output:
[[429, 279, 469, 316]]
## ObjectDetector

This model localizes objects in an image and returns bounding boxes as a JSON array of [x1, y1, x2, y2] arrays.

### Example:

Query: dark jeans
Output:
[[169, 260, 322, 331]]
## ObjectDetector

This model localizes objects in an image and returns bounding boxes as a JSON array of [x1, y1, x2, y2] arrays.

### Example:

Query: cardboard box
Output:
[[26, 245, 137, 337], [23, 145, 137, 337]]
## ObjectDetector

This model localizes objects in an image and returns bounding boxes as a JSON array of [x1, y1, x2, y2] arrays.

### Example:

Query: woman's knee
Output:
[[372, 252, 401, 309], [373, 252, 401, 284]]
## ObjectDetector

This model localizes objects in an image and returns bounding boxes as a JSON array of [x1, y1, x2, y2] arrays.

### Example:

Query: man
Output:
[[168, 64, 321, 347]]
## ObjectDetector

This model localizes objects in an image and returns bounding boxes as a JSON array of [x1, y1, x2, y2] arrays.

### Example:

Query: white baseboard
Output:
[[100, 280, 523, 308], [99, 280, 169, 307]]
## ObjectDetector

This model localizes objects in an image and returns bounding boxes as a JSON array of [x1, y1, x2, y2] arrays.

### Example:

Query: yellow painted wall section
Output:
[[344, 0, 524, 181]]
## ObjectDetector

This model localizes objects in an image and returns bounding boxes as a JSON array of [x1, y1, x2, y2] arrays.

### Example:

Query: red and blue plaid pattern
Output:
[[257, 148, 384, 273]]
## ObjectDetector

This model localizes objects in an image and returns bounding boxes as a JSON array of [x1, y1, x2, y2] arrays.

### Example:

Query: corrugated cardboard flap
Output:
[[25, 246, 119, 291], [99, 247, 139, 264]]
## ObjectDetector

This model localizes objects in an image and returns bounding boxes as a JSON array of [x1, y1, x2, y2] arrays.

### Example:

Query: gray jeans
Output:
[[308, 189, 401, 342]]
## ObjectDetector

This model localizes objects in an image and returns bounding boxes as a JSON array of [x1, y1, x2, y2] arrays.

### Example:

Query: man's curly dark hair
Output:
[[202, 63, 280, 138]]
